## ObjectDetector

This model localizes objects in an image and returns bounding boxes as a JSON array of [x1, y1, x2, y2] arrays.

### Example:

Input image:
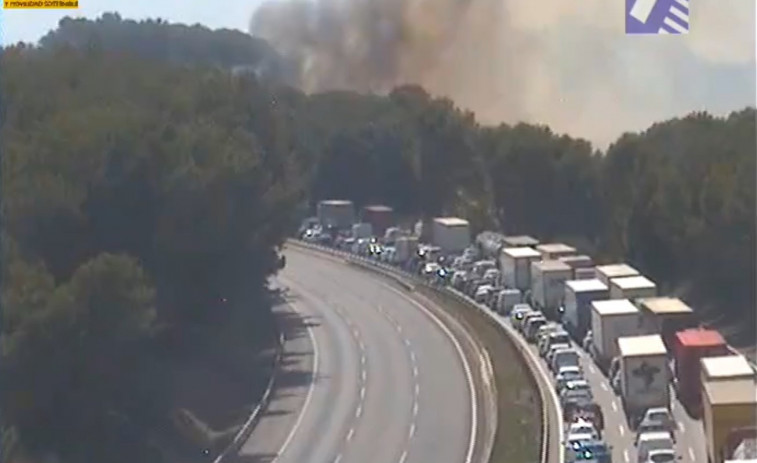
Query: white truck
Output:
[[594, 263, 639, 287], [351, 222, 373, 239], [431, 217, 471, 255], [394, 236, 419, 264], [563, 279, 609, 342], [609, 275, 657, 301], [500, 247, 542, 292], [535, 242, 576, 260], [559, 255, 594, 277], [618, 334, 670, 427], [530, 260, 573, 319], [591, 299, 647, 371]]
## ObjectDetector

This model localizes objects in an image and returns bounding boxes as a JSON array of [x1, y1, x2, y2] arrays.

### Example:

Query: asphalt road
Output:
[[509, 319, 709, 463], [239, 248, 474, 463]]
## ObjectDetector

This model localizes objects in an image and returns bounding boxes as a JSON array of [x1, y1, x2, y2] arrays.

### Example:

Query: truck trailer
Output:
[[476, 231, 508, 260], [535, 242, 576, 260], [559, 255, 594, 277], [574, 268, 597, 280], [637, 297, 697, 352], [500, 247, 542, 292], [618, 334, 670, 427], [702, 355, 756, 385], [362, 205, 394, 237], [563, 279, 609, 342], [431, 217, 471, 255], [530, 260, 573, 319], [502, 235, 539, 248], [703, 378, 757, 463], [317, 199, 356, 229], [609, 275, 657, 301], [394, 236, 419, 265], [594, 263, 639, 287], [590, 299, 647, 371], [673, 329, 729, 416]]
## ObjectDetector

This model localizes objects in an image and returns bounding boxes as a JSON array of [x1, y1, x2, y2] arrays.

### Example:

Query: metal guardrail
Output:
[[213, 331, 285, 463], [286, 239, 558, 463]]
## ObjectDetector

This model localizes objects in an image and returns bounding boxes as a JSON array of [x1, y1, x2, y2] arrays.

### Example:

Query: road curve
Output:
[[239, 247, 474, 463]]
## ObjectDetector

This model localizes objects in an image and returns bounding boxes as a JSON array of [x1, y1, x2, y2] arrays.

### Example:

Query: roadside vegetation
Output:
[[2, 13, 753, 463]]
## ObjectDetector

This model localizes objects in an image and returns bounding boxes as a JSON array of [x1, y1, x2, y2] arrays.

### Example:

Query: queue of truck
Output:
[[299, 201, 757, 463]]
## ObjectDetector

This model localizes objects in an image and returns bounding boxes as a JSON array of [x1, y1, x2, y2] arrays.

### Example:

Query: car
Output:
[[524, 316, 548, 342], [634, 422, 670, 446], [551, 348, 581, 374], [510, 304, 533, 326], [561, 388, 594, 409], [518, 311, 543, 333], [556, 366, 584, 393], [561, 379, 591, 396], [537, 324, 561, 353], [568, 420, 600, 440], [565, 439, 612, 463], [638, 407, 676, 441], [643, 449, 678, 463], [635, 431, 675, 462], [542, 330, 571, 358], [474, 284, 494, 303], [547, 343, 571, 364]]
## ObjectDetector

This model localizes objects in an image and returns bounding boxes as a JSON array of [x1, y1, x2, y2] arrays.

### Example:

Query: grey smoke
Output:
[[250, 0, 755, 148]]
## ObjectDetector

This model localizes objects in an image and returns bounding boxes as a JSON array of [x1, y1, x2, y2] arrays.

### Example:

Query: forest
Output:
[[1, 13, 754, 463]]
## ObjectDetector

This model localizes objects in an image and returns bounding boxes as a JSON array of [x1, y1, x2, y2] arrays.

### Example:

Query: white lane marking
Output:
[[414, 383, 420, 397], [381, 284, 478, 463], [352, 328, 360, 338], [359, 340, 366, 351], [404, 338, 411, 347], [355, 404, 363, 418], [361, 354, 366, 365], [664, 16, 687, 33], [623, 449, 630, 463], [679, 421, 686, 433], [611, 401, 618, 412], [360, 386, 366, 399], [408, 422, 416, 438], [412, 365, 419, 377], [361, 369, 367, 382], [413, 402, 419, 416], [396, 324, 403, 333], [410, 351, 416, 363], [589, 364, 596, 374], [619, 424, 625, 437], [334, 454, 342, 463], [688, 447, 696, 461], [346, 427, 355, 441], [600, 382, 609, 391], [271, 305, 320, 463], [629, 0, 658, 23], [398, 450, 408, 463], [674, 0, 688, 8]]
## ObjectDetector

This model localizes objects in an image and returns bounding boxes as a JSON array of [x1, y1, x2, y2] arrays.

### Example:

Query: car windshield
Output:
[[551, 333, 570, 344], [647, 410, 671, 422], [644, 437, 674, 451]]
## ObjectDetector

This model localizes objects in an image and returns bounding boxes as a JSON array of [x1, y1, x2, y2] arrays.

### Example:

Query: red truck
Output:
[[673, 328, 729, 416]]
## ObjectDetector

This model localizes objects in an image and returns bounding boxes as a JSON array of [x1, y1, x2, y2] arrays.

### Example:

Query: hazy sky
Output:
[[1, 0, 754, 148]]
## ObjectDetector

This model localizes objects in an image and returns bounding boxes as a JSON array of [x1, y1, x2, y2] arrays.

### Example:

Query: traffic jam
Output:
[[300, 200, 757, 463]]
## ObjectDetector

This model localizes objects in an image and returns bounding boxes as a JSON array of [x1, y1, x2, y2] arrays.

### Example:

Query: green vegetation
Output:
[[2, 13, 754, 463]]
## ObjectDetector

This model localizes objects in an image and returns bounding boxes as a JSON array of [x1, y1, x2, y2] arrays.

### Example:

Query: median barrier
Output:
[[213, 331, 285, 463], [286, 239, 561, 463]]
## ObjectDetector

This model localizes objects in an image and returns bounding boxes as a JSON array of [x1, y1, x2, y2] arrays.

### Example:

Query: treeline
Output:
[[1, 43, 300, 462], [2, 13, 754, 462]]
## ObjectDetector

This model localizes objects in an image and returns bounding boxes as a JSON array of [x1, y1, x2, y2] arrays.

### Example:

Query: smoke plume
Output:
[[250, 0, 755, 148]]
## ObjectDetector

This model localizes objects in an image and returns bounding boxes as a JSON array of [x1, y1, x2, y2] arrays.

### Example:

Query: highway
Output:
[[239, 247, 476, 463]]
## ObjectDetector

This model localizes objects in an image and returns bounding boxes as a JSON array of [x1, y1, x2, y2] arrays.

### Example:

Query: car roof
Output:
[[555, 347, 578, 354], [639, 431, 673, 441], [646, 407, 670, 414], [550, 331, 570, 337], [550, 343, 570, 350], [559, 365, 582, 372]]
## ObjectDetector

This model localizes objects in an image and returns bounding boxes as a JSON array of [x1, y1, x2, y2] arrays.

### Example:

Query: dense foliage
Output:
[[2, 13, 754, 463]]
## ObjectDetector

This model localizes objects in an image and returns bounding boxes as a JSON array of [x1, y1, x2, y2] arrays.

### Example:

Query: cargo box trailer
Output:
[[431, 217, 471, 255], [673, 329, 729, 415], [362, 205, 394, 237], [502, 235, 539, 248], [563, 279, 609, 342], [496, 288, 522, 315], [531, 260, 573, 319], [703, 378, 757, 463], [500, 247, 542, 292], [559, 255, 594, 276], [637, 297, 697, 351], [394, 236, 419, 264], [618, 334, 670, 426], [702, 355, 756, 384], [535, 243, 576, 260], [595, 263, 639, 287], [317, 199, 356, 229], [609, 275, 657, 301], [591, 299, 647, 371]]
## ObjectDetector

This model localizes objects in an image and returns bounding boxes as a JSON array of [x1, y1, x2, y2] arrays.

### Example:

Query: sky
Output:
[[1, 0, 755, 148]]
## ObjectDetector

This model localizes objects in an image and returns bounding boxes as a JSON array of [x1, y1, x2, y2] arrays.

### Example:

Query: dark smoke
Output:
[[250, 0, 755, 148]]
